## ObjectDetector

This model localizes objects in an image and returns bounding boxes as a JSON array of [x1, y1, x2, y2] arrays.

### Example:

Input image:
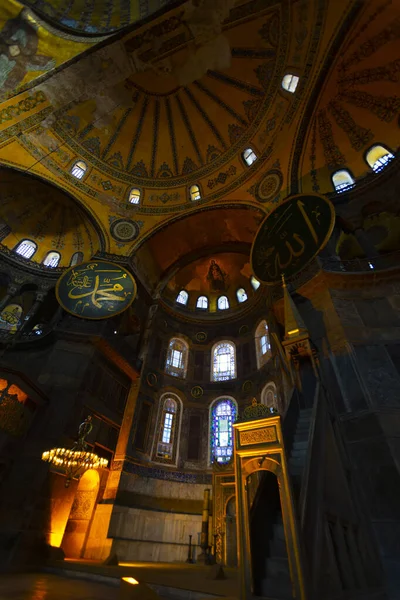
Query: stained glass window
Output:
[[165, 337, 188, 378], [15, 240, 37, 259], [212, 341, 236, 381], [250, 276, 260, 290], [242, 148, 257, 166], [43, 251, 60, 268], [197, 296, 208, 309], [282, 73, 299, 93], [210, 398, 237, 464], [236, 288, 248, 303], [365, 145, 394, 173], [218, 296, 229, 310], [332, 169, 355, 193], [255, 320, 271, 368], [71, 160, 87, 179], [176, 290, 189, 305]]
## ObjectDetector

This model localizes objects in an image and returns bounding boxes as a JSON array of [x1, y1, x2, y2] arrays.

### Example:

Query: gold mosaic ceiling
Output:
[[19, 0, 175, 34], [0, 168, 103, 266]]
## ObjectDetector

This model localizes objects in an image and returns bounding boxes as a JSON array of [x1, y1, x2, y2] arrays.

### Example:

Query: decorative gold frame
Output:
[[233, 415, 308, 600]]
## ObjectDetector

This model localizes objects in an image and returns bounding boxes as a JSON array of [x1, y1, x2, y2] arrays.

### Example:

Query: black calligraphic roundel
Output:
[[250, 194, 335, 285], [56, 260, 137, 319]]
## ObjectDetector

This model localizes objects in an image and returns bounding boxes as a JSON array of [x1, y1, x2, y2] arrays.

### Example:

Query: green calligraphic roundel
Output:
[[250, 194, 335, 285], [56, 261, 137, 319]]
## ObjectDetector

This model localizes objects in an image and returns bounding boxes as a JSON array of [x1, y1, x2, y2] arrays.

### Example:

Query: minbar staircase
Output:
[[257, 408, 312, 599]]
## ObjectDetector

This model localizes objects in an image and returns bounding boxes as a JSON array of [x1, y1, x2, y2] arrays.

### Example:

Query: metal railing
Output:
[[319, 250, 400, 273]]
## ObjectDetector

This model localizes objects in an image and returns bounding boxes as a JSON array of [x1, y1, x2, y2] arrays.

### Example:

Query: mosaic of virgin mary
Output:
[[0, 13, 55, 99], [206, 259, 228, 292]]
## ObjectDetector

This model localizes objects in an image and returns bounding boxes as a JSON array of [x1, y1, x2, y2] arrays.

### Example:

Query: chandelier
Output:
[[42, 416, 108, 487]]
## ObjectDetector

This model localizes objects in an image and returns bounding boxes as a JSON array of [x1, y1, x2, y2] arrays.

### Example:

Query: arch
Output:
[[189, 184, 201, 201], [261, 381, 279, 410], [43, 251, 61, 268], [152, 392, 183, 465], [128, 188, 141, 204], [0, 303, 23, 334], [71, 160, 87, 180], [196, 295, 208, 310], [332, 169, 355, 193], [14, 239, 37, 259], [61, 469, 100, 558], [176, 289, 189, 305], [211, 340, 236, 381], [282, 73, 299, 93], [255, 320, 271, 369], [250, 275, 260, 290], [365, 144, 394, 173], [236, 288, 248, 303], [242, 148, 258, 166], [165, 337, 189, 378], [217, 295, 229, 310], [209, 396, 238, 464], [70, 252, 84, 266]]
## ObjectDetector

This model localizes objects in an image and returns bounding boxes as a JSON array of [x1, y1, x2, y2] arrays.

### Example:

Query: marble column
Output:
[[0, 282, 19, 313], [17, 290, 47, 335]]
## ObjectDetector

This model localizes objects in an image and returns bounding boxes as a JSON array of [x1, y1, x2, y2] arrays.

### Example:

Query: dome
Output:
[[19, 0, 175, 35], [0, 169, 104, 267]]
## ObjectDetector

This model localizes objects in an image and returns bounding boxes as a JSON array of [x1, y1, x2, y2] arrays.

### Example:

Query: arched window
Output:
[[0, 303, 22, 334], [218, 296, 229, 310], [128, 188, 141, 204], [71, 160, 87, 179], [70, 252, 83, 266], [43, 251, 60, 268], [250, 275, 260, 290], [236, 288, 248, 303], [176, 290, 189, 305], [190, 185, 201, 201], [197, 295, 208, 310], [261, 382, 279, 410], [153, 394, 182, 464], [365, 144, 394, 173], [242, 148, 258, 166], [212, 341, 236, 381], [14, 240, 37, 259], [332, 169, 355, 193], [282, 73, 299, 93], [255, 320, 271, 369], [210, 397, 237, 464], [165, 337, 189, 378]]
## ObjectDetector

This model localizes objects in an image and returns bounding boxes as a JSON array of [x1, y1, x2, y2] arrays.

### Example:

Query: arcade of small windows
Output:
[[176, 290, 189, 305], [255, 320, 271, 369], [236, 288, 248, 303], [365, 144, 394, 173], [128, 188, 141, 204], [196, 296, 208, 310], [14, 240, 37, 259], [190, 185, 201, 201], [242, 148, 258, 166], [212, 341, 236, 382], [71, 160, 87, 179], [210, 398, 237, 464], [282, 73, 299, 93], [217, 296, 229, 310], [70, 252, 84, 266], [43, 251, 61, 268], [165, 337, 189, 378], [332, 169, 355, 194]]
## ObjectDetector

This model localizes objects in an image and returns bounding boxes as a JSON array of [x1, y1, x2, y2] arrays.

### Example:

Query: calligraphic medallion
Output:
[[251, 194, 335, 284], [56, 261, 137, 319]]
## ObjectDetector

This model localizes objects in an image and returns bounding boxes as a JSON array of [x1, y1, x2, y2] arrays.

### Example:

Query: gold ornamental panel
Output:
[[240, 426, 277, 446]]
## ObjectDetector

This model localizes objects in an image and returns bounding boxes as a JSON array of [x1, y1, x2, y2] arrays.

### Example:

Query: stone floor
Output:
[[0, 573, 116, 599]]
